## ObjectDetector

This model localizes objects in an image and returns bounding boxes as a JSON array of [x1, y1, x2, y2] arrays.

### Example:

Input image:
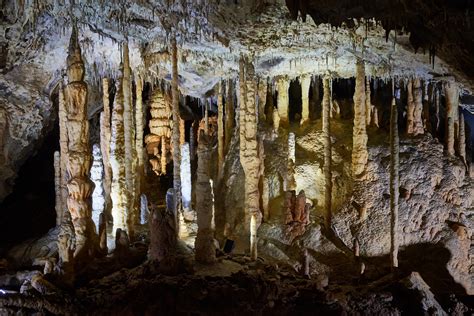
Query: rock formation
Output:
[[322, 76, 332, 229], [352, 61, 368, 178], [217, 81, 224, 178], [58, 88, 68, 224], [276, 76, 289, 127], [91, 144, 104, 232], [195, 131, 216, 263], [365, 76, 372, 126], [63, 26, 96, 261], [100, 78, 112, 223], [171, 37, 182, 222], [389, 88, 399, 269], [225, 80, 235, 154], [135, 74, 145, 199], [239, 58, 262, 260], [459, 111, 466, 167], [412, 78, 425, 135], [444, 81, 459, 156], [300, 75, 311, 125], [54, 151, 62, 226], [257, 78, 267, 122]]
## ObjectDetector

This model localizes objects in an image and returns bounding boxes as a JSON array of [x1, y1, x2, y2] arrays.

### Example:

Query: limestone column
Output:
[[180, 143, 192, 215], [64, 26, 96, 260], [406, 79, 415, 134], [352, 61, 368, 178], [365, 76, 372, 126], [100, 78, 112, 220], [195, 131, 216, 263], [276, 76, 289, 126], [122, 42, 137, 237], [300, 75, 311, 125], [389, 86, 399, 270], [110, 66, 129, 237], [57, 210, 75, 285], [135, 74, 145, 193], [225, 79, 235, 154], [322, 76, 332, 229], [444, 81, 458, 156], [58, 88, 68, 223], [171, 37, 182, 221], [217, 81, 224, 178], [239, 58, 262, 260], [412, 78, 424, 135]]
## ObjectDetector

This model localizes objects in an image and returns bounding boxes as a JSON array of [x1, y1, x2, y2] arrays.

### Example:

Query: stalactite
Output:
[[257, 78, 267, 122], [352, 61, 368, 178], [100, 78, 112, 223], [217, 81, 224, 179], [224, 79, 234, 154], [300, 75, 311, 125], [365, 76, 372, 126], [110, 65, 129, 238], [171, 37, 182, 223], [58, 87, 68, 223], [276, 76, 290, 126], [444, 81, 459, 156], [459, 111, 467, 166], [239, 58, 262, 260], [135, 74, 144, 198], [64, 26, 96, 261], [195, 131, 216, 263], [422, 81, 430, 132], [389, 87, 399, 270], [406, 79, 415, 134], [54, 151, 62, 226], [412, 78, 424, 135], [122, 42, 136, 238], [322, 76, 332, 229]]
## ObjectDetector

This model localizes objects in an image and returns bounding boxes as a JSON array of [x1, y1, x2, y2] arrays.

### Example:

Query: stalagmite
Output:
[[459, 111, 467, 166], [91, 144, 104, 232], [195, 131, 216, 263], [239, 58, 262, 260], [444, 81, 459, 156], [217, 81, 224, 178], [276, 76, 290, 126], [171, 37, 182, 221], [435, 87, 440, 133], [372, 107, 379, 128], [225, 80, 235, 153], [135, 74, 145, 192], [257, 78, 267, 122], [63, 26, 96, 260], [58, 88, 68, 223], [412, 78, 424, 135], [149, 196, 177, 262], [122, 42, 137, 237], [57, 210, 75, 285], [300, 75, 311, 125], [110, 66, 129, 238], [406, 79, 415, 134], [100, 78, 112, 222], [322, 76, 332, 229], [365, 76, 372, 126], [54, 151, 62, 226], [352, 61, 368, 178], [389, 86, 399, 270]]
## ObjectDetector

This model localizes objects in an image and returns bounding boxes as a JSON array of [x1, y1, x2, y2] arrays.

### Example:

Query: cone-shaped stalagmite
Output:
[[100, 78, 112, 221], [277, 76, 289, 126], [389, 87, 399, 269], [300, 75, 311, 125], [110, 66, 129, 238], [195, 131, 216, 263], [63, 26, 96, 260], [412, 78, 425, 135], [322, 76, 332, 229], [444, 81, 459, 156], [352, 61, 368, 178], [171, 37, 182, 220], [239, 58, 262, 260]]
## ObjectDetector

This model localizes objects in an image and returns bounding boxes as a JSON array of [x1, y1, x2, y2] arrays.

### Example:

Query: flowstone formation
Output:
[[0, 1, 474, 314]]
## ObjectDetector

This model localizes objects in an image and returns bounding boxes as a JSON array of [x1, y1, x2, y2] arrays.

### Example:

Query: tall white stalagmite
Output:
[[171, 37, 182, 222], [239, 58, 262, 260], [277, 76, 289, 126], [217, 81, 224, 178], [322, 76, 332, 229], [58, 88, 68, 223], [352, 61, 368, 178], [390, 84, 400, 269], [444, 81, 459, 156], [110, 66, 128, 238], [300, 75, 311, 125], [412, 78, 425, 135], [195, 131, 216, 263], [100, 78, 112, 222], [122, 42, 137, 237], [64, 26, 96, 260]]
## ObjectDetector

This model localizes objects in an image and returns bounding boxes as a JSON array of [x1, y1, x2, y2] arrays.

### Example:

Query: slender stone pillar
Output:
[[171, 37, 182, 222], [459, 111, 467, 165], [352, 61, 368, 178], [135, 74, 145, 191], [217, 81, 224, 178], [58, 88, 68, 223], [277, 77, 289, 126], [389, 87, 399, 269], [300, 75, 311, 125], [225, 79, 235, 154], [322, 76, 332, 229], [444, 81, 459, 156], [257, 78, 267, 122], [407, 79, 415, 134], [365, 76, 372, 126], [54, 151, 62, 226], [412, 78, 424, 135], [100, 78, 112, 220]]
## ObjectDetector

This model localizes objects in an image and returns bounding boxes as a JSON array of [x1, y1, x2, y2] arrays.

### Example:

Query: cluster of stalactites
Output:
[[145, 88, 172, 176]]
